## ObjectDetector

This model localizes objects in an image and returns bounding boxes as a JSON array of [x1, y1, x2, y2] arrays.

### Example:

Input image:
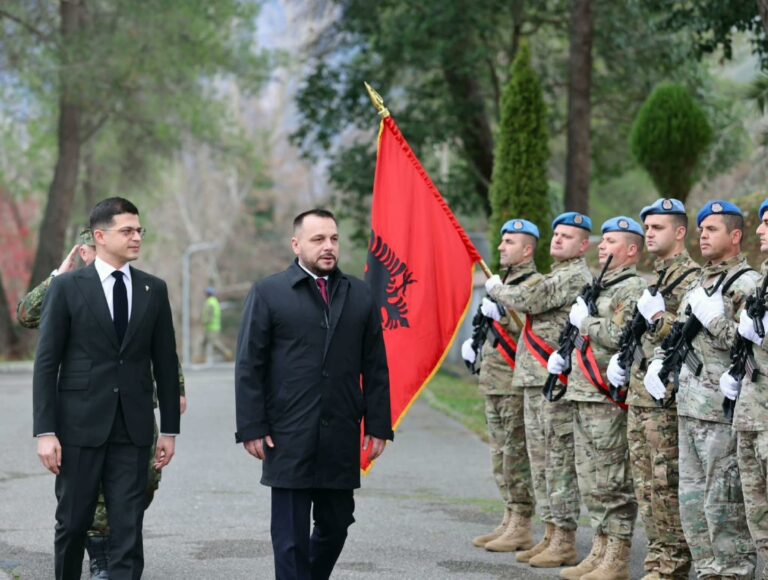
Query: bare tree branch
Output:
[[0, 8, 52, 45]]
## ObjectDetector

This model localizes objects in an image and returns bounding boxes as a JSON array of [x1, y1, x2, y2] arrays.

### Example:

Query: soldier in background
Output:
[[201, 287, 233, 362], [720, 198, 768, 578], [548, 216, 645, 580], [462, 219, 540, 552], [608, 199, 697, 580], [17, 228, 187, 580], [487, 212, 592, 569], [645, 200, 758, 578]]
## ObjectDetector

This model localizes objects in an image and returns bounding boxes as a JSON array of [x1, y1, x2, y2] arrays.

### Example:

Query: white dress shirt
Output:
[[94, 257, 133, 321]]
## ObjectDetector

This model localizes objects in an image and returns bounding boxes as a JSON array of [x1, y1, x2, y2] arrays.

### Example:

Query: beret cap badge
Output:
[[513, 221, 523, 230], [662, 199, 672, 210], [712, 202, 723, 213], [574, 215, 583, 224]]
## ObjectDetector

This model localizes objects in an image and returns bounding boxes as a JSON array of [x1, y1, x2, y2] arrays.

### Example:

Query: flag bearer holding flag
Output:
[[461, 219, 542, 552], [548, 216, 645, 580], [486, 212, 591, 569]]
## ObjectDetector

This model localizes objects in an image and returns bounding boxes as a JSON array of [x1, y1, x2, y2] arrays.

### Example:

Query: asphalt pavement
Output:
[[1, 365, 661, 579]]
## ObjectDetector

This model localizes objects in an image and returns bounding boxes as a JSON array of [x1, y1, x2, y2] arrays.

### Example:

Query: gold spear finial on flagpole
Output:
[[364, 82, 390, 118]]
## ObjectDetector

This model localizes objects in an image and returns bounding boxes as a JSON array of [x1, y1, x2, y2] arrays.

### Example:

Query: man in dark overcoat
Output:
[[235, 208, 393, 580]]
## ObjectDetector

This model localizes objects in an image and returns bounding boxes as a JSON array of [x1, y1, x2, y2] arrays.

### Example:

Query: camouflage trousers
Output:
[[89, 421, 162, 537], [526, 389, 581, 529], [736, 430, 768, 576], [678, 416, 755, 578], [627, 406, 691, 578], [484, 394, 534, 517], [573, 401, 636, 541]]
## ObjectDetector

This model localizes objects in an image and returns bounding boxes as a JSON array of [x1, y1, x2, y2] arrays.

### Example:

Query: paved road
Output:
[[1, 365, 660, 579]]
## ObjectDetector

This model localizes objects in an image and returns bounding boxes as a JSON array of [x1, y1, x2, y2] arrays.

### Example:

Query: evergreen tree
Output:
[[629, 84, 713, 202], [489, 43, 551, 271]]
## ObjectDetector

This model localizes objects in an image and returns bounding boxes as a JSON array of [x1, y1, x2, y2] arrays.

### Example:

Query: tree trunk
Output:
[[0, 268, 21, 358], [758, 0, 768, 35], [27, 0, 83, 289], [564, 0, 593, 214]]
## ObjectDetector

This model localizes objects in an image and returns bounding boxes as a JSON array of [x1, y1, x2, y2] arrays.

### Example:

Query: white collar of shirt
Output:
[[297, 260, 328, 282], [94, 256, 133, 320]]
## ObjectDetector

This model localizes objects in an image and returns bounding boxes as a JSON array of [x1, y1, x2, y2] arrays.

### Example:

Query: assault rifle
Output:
[[465, 298, 507, 375], [609, 269, 668, 403], [722, 274, 768, 422], [542, 254, 613, 402], [653, 272, 727, 408]]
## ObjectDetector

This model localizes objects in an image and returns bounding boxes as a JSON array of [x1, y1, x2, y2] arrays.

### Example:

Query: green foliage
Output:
[[629, 84, 713, 201], [488, 44, 552, 271]]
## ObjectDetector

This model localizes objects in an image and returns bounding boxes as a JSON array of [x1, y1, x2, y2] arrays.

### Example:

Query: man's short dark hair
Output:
[[669, 213, 688, 234], [90, 197, 139, 230], [293, 209, 337, 232], [722, 214, 745, 234]]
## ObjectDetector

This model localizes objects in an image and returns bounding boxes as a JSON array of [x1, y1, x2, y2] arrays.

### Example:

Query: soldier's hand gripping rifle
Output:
[[542, 254, 614, 402], [609, 269, 668, 403], [464, 298, 507, 374], [722, 274, 768, 422], [653, 272, 727, 408]]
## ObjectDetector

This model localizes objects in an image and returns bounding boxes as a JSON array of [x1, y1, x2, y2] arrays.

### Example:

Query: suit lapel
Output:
[[322, 275, 348, 362], [121, 266, 150, 350], [74, 265, 120, 350]]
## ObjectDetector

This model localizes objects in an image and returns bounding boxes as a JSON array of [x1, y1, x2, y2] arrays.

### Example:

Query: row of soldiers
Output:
[[461, 197, 768, 579]]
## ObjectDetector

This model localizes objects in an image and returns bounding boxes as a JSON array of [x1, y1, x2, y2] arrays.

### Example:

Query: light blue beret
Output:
[[640, 198, 687, 221], [759, 199, 768, 221], [602, 216, 644, 237], [552, 211, 592, 233], [696, 200, 742, 227], [500, 219, 540, 240]]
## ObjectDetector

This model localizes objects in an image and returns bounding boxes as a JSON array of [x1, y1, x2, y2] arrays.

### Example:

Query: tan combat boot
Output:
[[527, 526, 579, 568], [516, 522, 555, 563], [484, 513, 534, 552], [558, 533, 607, 579], [580, 536, 631, 580], [472, 509, 511, 548]]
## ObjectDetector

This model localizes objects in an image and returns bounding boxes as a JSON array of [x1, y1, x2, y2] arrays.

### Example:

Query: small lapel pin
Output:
[[145, 285, 150, 292]]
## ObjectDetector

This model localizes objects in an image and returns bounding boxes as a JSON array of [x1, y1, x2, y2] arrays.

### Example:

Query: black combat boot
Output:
[[86, 534, 110, 579]]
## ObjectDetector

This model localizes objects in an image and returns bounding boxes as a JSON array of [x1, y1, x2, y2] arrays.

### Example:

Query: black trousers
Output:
[[54, 402, 150, 580], [270, 487, 355, 580]]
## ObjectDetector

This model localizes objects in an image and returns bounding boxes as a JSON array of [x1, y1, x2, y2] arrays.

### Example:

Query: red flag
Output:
[[362, 113, 483, 472]]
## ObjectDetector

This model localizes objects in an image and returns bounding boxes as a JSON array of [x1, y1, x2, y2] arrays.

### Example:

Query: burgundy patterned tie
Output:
[[316, 278, 329, 305]]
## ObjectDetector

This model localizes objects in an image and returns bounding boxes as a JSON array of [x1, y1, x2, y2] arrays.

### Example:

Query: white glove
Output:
[[607, 353, 627, 387], [461, 338, 476, 364], [719, 371, 740, 401], [569, 297, 590, 329], [485, 274, 502, 294], [481, 297, 503, 321], [637, 289, 665, 325], [643, 359, 667, 400], [688, 287, 724, 329], [738, 309, 768, 346], [547, 352, 567, 375]]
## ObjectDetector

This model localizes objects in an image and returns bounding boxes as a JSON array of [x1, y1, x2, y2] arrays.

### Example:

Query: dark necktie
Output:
[[316, 278, 329, 305], [112, 271, 128, 343]]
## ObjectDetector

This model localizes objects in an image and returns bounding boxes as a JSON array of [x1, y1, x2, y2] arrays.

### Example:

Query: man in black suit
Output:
[[33, 197, 181, 580], [235, 208, 393, 580]]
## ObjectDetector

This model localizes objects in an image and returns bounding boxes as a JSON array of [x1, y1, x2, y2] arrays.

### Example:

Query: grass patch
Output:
[[423, 366, 488, 441]]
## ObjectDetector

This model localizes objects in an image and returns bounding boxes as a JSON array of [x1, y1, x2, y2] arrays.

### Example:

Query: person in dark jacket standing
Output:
[[235, 208, 393, 580]]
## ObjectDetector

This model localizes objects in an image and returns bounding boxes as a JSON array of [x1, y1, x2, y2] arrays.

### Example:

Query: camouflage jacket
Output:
[[628, 251, 701, 408], [478, 261, 542, 395], [567, 266, 646, 404], [490, 256, 592, 388], [16, 273, 186, 397], [675, 254, 759, 424], [733, 259, 768, 431], [16, 275, 54, 329]]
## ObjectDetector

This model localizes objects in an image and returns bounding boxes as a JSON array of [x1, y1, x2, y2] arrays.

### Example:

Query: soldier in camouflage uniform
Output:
[[17, 228, 188, 580], [487, 211, 592, 568], [607, 199, 697, 580], [461, 219, 540, 552], [645, 200, 758, 579], [548, 216, 645, 580], [720, 198, 768, 578]]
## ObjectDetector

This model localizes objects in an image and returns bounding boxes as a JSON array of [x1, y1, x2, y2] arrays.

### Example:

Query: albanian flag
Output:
[[362, 98, 483, 472]]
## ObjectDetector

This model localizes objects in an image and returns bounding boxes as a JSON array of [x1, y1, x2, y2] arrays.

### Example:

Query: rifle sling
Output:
[[488, 321, 518, 370], [575, 339, 628, 410], [660, 268, 700, 298], [523, 317, 568, 386]]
